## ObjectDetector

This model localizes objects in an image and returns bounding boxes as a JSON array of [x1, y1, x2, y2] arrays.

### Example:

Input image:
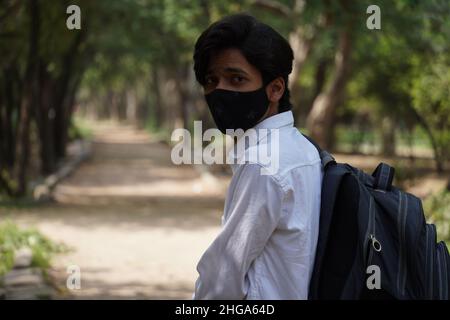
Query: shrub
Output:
[[0, 221, 68, 277], [423, 189, 450, 245]]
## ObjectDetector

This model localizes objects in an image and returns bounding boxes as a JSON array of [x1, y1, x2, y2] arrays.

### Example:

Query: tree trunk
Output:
[[14, 0, 40, 196], [1, 65, 21, 168], [288, 25, 315, 110], [151, 67, 164, 129], [404, 103, 444, 172], [306, 28, 352, 149], [99, 91, 112, 119], [136, 91, 149, 129], [35, 65, 56, 174], [126, 89, 137, 123], [380, 116, 396, 157], [311, 58, 330, 105], [53, 31, 85, 159], [172, 64, 191, 129], [117, 90, 127, 122], [57, 71, 83, 157]]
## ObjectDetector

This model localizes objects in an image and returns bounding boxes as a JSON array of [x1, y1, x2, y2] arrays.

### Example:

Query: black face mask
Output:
[[205, 86, 270, 134]]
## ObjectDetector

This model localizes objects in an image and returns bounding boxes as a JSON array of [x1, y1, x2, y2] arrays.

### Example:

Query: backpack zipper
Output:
[[365, 196, 380, 266]]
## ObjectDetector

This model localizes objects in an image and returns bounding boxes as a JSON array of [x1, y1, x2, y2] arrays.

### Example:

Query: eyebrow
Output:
[[206, 67, 250, 76]]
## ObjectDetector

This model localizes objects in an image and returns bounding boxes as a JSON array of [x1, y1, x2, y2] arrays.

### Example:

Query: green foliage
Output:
[[68, 117, 93, 141], [0, 221, 68, 277], [424, 189, 450, 244], [410, 53, 450, 167], [144, 117, 172, 144], [335, 125, 377, 154], [338, 0, 450, 164]]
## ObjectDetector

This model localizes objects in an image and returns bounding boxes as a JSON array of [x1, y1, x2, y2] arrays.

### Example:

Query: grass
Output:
[[0, 220, 69, 278]]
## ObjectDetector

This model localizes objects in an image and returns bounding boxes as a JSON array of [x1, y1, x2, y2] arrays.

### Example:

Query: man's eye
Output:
[[205, 77, 216, 85], [231, 76, 246, 84]]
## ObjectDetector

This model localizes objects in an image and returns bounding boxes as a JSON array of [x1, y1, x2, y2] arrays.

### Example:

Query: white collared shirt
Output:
[[193, 110, 323, 299]]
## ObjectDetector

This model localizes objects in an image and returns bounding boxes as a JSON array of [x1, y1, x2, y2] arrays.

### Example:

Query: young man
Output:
[[192, 13, 323, 300]]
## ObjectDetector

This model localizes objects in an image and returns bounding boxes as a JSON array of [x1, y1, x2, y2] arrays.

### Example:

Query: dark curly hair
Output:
[[193, 13, 294, 112]]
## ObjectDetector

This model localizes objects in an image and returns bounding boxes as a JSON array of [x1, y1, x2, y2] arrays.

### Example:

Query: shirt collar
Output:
[[253, 110, 294, 131], [227, 110, 294, 173]]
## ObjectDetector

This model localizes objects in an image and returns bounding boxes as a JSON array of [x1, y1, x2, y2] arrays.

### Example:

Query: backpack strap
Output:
[[372, 162, 395, 191], [302, 134, 336, 169], [308, 163, 352, 299]]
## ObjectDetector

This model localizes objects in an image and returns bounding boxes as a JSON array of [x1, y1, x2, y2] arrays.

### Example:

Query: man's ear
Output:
[[266, 77, 285, 103]]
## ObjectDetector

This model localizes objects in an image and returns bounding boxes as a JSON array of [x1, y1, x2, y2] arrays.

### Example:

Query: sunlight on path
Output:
[[2, 121, 229, 299]]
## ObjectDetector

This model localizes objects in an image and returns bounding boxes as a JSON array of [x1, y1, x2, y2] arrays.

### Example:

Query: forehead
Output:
[[207, 48, 260, 76]]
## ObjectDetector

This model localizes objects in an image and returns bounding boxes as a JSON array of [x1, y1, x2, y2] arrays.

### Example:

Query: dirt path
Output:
[[1, 122, 446, 299], [1, 122, 230, 299]]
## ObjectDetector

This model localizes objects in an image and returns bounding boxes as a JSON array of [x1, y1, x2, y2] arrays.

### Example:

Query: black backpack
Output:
[[304, 135, 450, 300]]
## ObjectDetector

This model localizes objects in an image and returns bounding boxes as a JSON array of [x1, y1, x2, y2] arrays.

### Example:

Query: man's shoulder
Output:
[[231, 129, 321, 189], [261, 127, 322, 174]]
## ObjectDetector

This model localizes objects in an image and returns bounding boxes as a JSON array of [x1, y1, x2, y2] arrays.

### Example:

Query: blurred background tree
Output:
[[0, 0, 449, 197]]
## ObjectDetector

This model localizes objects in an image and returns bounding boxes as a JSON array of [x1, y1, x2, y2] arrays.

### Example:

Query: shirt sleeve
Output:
[[193, 163, 286, 299]]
